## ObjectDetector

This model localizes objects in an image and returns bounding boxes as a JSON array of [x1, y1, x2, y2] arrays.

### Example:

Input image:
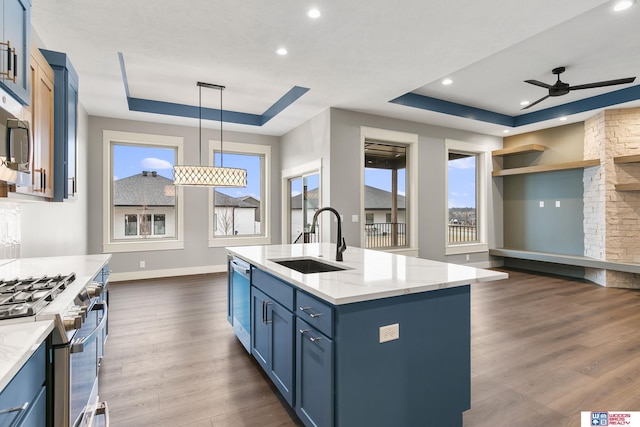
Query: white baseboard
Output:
[[110, 264, 227, 282]]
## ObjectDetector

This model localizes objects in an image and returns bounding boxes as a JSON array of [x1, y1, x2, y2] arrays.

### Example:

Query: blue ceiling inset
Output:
[[118, 52, 309, 127], [390, 84, 640, 128]]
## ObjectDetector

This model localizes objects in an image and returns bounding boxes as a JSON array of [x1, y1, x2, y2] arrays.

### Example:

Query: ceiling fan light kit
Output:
[[522, 66, 636, 110]]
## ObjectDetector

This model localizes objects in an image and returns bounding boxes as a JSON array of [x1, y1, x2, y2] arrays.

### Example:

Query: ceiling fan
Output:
[[522, 66, 636, 110]]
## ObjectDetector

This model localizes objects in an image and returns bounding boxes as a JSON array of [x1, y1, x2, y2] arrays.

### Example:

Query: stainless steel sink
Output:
[[271, 257, 347, 274]]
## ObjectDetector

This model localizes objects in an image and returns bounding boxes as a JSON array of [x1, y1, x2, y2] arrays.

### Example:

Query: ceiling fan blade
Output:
[[521, 95, 550, 110], [525, 79, 553, 89], [569, 77, 636, 91]]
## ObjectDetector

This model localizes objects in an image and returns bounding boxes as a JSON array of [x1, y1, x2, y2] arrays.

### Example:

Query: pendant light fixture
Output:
[[173, 82, 247, 187]]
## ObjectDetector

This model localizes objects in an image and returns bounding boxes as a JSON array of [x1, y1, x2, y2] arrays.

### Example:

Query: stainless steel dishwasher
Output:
[[228, 255, 251, 352]]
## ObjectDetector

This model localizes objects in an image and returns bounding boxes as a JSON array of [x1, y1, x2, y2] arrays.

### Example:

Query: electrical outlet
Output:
[[379, 323, 399, 343], [556, 200, 561, 208], [539, 201, 544, 208], [466, 254, 470, 261], [140, 260, 145, 268]]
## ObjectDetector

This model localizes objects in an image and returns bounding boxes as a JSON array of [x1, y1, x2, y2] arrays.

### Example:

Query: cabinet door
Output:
[[250, 286, 294, 406], [251, 286, 270, 371], [1, 0, 31, 104], [66, 78, 78, 197], [268, 300, 294, 406], [296, 318, 334, 427], [27, 45, 54, 197]]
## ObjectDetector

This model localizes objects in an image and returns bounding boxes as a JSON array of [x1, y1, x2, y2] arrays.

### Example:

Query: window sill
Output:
[[209, 236, 272, 248], [103, 240, 185, 253], [445, 243, 488, 256]]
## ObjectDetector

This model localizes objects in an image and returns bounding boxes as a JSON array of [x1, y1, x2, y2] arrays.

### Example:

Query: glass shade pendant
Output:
[[173, 82, 247, 187]]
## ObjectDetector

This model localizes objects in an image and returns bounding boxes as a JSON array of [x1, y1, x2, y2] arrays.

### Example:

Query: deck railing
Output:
[[365, 222, 406, 248], [448, 224, 477, 243]]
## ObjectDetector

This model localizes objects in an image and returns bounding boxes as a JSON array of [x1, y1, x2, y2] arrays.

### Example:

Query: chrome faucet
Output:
[[310, 207, 347, 261]]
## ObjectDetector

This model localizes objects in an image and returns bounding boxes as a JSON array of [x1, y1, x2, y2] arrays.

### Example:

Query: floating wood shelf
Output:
[[492, 159, 600, 177], [615, 183, 640, 192], [491, 144, 547, 157], [613, 154, 640, 164]]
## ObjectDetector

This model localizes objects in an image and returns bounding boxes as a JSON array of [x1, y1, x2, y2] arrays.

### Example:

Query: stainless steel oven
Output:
[[52, 283, 109, 427]]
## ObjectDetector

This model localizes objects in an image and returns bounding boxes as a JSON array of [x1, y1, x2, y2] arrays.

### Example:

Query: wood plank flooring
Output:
[[99, 269, 640, 426]]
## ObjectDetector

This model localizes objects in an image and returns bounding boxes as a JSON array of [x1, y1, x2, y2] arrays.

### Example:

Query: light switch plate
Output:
[[539, 201, 544, 208], [352, 214, 359, 222], [379, 323, 400, 343], [556, 200, 561, 208]]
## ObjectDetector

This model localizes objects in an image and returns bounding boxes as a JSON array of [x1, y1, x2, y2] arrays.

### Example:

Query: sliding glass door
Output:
[[288, 173, 320, 244]]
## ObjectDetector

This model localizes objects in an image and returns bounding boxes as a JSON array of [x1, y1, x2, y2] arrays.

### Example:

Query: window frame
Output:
[[444, 139, 488, 255], [208, 140, 271, 247], [102, 130, 185, 253], [360, 127, 418, 256]]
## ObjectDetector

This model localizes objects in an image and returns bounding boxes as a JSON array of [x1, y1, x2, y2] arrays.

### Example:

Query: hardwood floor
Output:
[[99, 269, 640, 426]]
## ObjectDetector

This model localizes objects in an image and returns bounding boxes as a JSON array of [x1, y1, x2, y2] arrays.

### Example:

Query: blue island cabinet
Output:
[[247, 266, 471, 427], [250, 268, 295, 407], [0, 341, 47, 426]]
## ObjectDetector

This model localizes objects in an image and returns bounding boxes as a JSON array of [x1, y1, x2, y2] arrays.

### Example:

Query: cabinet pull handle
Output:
[[34, 168, 46, 192], [299, 329, 322, 343], [0, 401, 29, 427], [299, 306, 323, 318], [13, 49, 17, 82], [264, 301, 272, 324]]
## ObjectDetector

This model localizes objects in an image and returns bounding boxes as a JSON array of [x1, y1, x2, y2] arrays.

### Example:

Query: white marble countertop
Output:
[[0, 320, 54, 392], [0, 254, 111, 392], [227, 243, 508, 305]]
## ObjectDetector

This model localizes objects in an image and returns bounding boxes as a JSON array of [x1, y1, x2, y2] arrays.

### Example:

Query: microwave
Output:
[[0, 104, 31, 186]]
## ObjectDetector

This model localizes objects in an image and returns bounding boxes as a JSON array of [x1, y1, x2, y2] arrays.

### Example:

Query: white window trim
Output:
[[444, 138, 488, 255], [102, 130, 185, 253], [281, 159, 322, 244], [208, 140, 272, 247], [360, 127, 419, 252]]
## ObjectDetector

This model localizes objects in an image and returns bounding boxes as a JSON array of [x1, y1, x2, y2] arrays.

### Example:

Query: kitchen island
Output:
[[227, 243, 507, 427]]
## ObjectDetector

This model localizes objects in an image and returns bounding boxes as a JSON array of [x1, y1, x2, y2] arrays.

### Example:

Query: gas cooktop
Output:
[[0, 273, 76, 320]]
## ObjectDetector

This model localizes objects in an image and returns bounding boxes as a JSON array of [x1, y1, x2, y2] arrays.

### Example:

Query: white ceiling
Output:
[[31, 0, 640, 137]]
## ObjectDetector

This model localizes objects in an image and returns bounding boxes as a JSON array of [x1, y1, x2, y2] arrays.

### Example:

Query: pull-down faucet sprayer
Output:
[[310, 207, 347, 261]]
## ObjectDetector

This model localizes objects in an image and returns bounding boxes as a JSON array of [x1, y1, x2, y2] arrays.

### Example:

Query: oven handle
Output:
[[94, 401, 110, 426], [70, 302, 108, 354], [0, 402, 28, 427]]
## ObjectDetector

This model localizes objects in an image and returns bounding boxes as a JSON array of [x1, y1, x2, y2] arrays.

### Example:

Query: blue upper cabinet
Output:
[[40, 49, 79, 201], [1, 0, 31, 105]]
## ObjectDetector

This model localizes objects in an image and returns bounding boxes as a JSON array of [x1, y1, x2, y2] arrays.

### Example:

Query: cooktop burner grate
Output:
[[0, 273, 76, 320]]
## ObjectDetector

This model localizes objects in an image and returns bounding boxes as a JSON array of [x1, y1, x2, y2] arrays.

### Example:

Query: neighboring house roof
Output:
[[365, 185, 405, 210], [290, 187, 320, 209], [215, 192, 258, 208], [290, 186, 405, 210], [114, 171, 175, 206]]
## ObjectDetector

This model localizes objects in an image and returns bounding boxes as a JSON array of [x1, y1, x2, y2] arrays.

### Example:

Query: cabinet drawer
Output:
[[0, 342, 46, 423], [296, 291, 334, 338], [251, 268, 294, 311]]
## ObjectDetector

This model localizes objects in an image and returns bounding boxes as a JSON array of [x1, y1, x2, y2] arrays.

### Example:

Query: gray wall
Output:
[[502, 123, 585, 256], [281, 107, 504, 265], [87, 116, 281, 277]]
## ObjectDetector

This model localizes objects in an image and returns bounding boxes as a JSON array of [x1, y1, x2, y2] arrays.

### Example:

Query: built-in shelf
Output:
[[615, 183, 640, 192], [489, 248, 640, 274], [491, 144, 547, 157], [613, 154, 640, 164], [492, 159, 600, 177]]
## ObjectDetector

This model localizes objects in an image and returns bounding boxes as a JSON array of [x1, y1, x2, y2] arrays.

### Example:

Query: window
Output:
[[209, 141, 271, 246], [365, 213, 374, 224], [445, 139, 488, 255], [364, 141, 408, 249], [103, 130, 184, 252]]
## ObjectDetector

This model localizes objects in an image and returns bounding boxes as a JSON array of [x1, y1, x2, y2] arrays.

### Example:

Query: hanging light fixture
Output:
[[173, 82, 247, 187]]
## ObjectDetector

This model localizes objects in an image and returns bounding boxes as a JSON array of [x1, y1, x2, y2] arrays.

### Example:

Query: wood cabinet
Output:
[[0, 0, 30, 105], [40, 49, 79, 201], [17, 44, 54, 198]]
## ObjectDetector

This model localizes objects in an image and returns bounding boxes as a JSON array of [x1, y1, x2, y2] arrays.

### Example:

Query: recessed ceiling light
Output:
[[442, 78, 453, 85], [520, 100, 530, 106], [308, 8, 321, 18], [559, 116, 568, 121], [276, 47, 288, 56], [613, 0, 635, 12]]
